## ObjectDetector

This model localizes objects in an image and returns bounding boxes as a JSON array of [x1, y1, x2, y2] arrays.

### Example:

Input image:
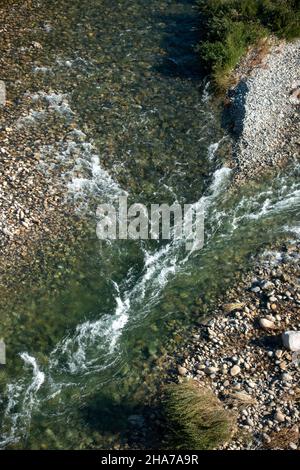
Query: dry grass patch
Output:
[[264, 424, 299, 450], [281, 387, 300, 404], [164, 380, 236, 450], [226, 391, 257, 409]]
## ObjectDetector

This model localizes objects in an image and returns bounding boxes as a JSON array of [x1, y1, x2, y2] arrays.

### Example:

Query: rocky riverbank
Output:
[[0, 0, 94, 285], [225, 38, 300, 183], [156, 39, 300, 450], [0, 1, 72, 274], [169, 242, 300, 449]]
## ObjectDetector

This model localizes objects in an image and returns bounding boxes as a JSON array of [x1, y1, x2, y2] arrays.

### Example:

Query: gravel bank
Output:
[[0, 1, 85, 277], [226, 39, 300, 182], [171, 243, 300, 449], [157, 37, 300, 451]]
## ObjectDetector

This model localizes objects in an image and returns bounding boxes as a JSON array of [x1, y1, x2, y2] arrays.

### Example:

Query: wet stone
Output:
[[0, 80, 6, 106], [0, 340, 6, 365]]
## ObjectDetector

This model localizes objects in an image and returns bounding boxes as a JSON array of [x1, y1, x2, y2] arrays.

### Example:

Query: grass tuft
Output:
[[163, 380, 235, 450]]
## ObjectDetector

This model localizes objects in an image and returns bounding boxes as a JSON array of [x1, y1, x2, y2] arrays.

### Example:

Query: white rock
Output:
[[275, 350, 283, 359], [32, 41, 43, 49], [247, 380, 256, 389], [259, 318, 276, 330], [282, 331, 300, 352], [178, 366, 188, 376], [274, 410, 285, 423], [262, 281, 274, 291], [230, 365, 241, 376], [282, 373, 293, 382]]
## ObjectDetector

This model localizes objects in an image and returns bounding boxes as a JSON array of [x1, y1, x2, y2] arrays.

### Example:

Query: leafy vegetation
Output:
[[163, 380, 235, 449], [196, 0, 300, 88]]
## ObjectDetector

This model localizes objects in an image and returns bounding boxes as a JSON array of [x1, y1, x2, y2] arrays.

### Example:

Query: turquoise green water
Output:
[[0, 0, 299, 449]]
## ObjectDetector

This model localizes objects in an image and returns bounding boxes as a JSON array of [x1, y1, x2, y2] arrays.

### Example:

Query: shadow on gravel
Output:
[[222, 80, 250, 138], [250, 332, 282, 351]]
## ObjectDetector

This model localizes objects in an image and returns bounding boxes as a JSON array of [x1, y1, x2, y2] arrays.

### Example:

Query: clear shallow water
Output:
[[0, 0, 299, 449]]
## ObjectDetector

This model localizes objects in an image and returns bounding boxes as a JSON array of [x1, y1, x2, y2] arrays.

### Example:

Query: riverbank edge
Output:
[[223, 36, 300, 183], [157, 241, 300, 450], [154, 40, 300, 450]]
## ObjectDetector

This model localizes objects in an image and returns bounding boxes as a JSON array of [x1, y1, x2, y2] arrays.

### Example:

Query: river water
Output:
[[0, 0, 299, 449]]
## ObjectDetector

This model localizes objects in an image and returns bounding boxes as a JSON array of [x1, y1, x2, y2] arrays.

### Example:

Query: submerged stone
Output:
[[0, 340, 6, 365], [0, 80, 6, 106]]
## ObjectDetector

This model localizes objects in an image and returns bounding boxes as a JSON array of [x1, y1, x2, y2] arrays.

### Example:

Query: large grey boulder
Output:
[[0, 339, 6, 365], [0, 80, 6, 106], [282, 331, 300, 352]]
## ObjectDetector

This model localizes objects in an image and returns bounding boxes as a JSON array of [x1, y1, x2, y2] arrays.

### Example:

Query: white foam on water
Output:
[[209, 167, 232, 194], [14, 91, 74, 129], [207, 137, 226, 161], [20, 353, 45, 413], [55, 56, 91, 69], [49, 235, 185, 381], [229, 173, 300, 232], [201, 81, 211, 103], [18, 90, 126, 206], [0, 163, 234, 447], [40, 136, 126, 208], [0, 353, 45, 448], [67, 152, 125, 204], [207, 141, 219, 161], [15, 110, 46, 129], [31, 91, 74, 116], [287, 225, 300, 237], [33, 66, 51, 74], [259, 245, 300, 268]]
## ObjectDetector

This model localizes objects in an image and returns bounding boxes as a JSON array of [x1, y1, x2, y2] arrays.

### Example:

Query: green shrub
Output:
[[196, 0, 300, 88], [164, 380, 235, 450]]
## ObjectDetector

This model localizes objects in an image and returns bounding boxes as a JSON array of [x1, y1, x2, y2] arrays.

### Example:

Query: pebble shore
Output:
[[226, 38, 300, 182], [173, 244, 300, 449], [0, 1, 85, 279], [162, 40, 300, 450]]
